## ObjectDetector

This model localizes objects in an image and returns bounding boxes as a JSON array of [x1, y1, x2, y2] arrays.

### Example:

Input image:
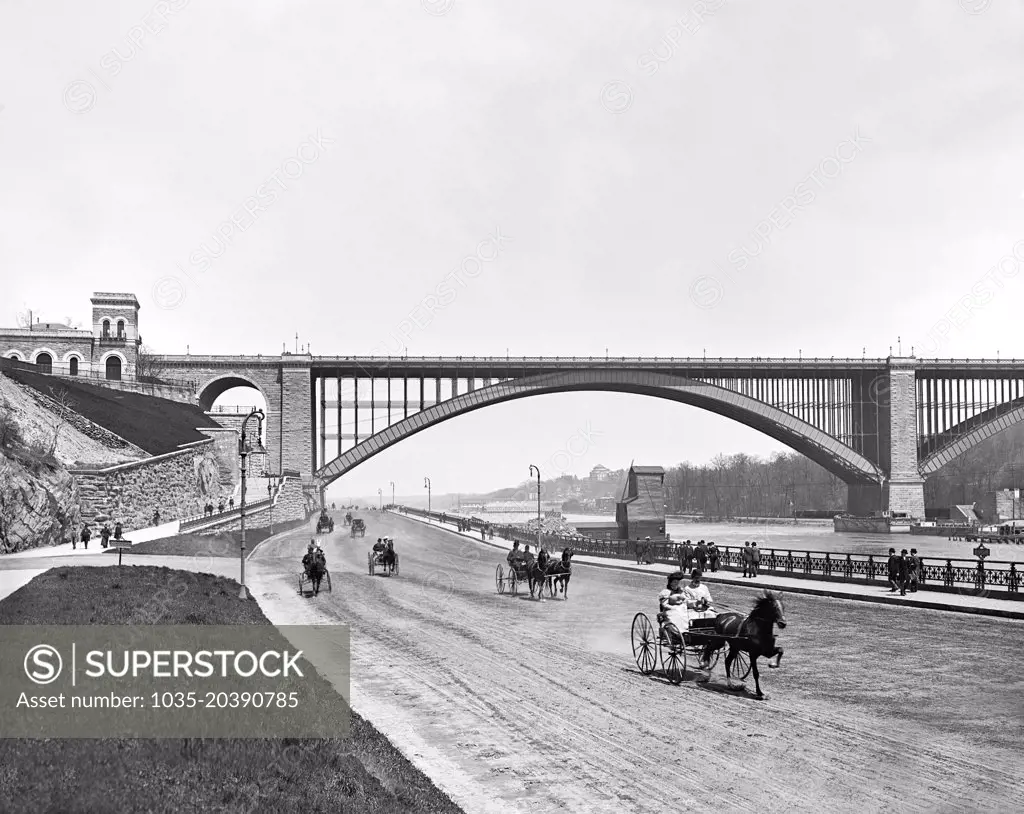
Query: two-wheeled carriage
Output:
[[298, 564, 331, 596], [368, 548, 399, 576], [350, 518, 366, 537], [495, 560, 556, 598], [630, 611, 750, 686], [316, 511, 334, 534]]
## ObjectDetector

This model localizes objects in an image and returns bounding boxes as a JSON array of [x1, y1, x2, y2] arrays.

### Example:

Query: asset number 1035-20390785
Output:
[[150, 691, 299, 709]]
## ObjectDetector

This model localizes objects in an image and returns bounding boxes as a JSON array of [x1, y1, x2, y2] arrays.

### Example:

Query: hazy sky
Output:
[[3, 1, 1024, 501]]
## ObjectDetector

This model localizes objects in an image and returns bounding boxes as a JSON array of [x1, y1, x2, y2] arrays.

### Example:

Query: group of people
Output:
[[202, 497, 235, 516], [71, 520, 124, 550], [677, 539, 723, 573], [372, 537, 396, 557], [506, 540, 536, 569], [886, 547, 921, 596], [658, 569, 717, 665]]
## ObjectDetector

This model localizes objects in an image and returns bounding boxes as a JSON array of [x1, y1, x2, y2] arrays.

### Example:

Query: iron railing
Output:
[[396, 506, 1021, 598]]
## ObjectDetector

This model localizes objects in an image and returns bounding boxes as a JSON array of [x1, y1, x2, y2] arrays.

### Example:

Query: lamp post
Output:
[[529, 464, 541, 548], [239, 408, 264, 600], [390, 480, 395, 508], [424, 476, 431, 514], [378, 488, 382, 511], [267, 478, 274, 535]]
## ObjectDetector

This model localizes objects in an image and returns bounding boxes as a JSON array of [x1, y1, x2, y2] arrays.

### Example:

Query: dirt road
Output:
[[250, 513, 1024, 813]]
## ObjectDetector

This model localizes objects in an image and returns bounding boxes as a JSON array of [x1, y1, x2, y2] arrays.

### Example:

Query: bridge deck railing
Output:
[[395, 506, 1021, 598]]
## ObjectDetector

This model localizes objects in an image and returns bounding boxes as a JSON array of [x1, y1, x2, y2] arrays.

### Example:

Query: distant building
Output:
[[978, 490, 1023, 522], [589, 464, 612, 481], [0, 292, 141, 380], [950, 504, 981, 523], [615, 463, 667, 540]]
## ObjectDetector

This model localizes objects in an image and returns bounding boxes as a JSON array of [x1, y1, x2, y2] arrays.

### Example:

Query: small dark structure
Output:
[[615, 463, 667, 541]]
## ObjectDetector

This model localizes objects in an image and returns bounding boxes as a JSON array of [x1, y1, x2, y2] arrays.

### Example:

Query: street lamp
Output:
[[378, 487, 382, 511], [390, 480, 395, 508], [529, 464, 541, 547], [267, 478, 274, 535], [424, 476, 431, 514], [238, 408, 265, 600]]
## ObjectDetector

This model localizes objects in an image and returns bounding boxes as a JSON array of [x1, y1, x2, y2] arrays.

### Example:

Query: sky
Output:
[[3, 0, 1024, 502]]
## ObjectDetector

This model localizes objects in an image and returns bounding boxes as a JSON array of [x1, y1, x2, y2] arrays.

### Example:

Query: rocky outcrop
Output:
[[0, 454, 80, 552]]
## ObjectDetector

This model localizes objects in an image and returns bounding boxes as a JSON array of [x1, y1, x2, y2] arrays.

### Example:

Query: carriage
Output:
[[495, 549, 573, 599], [368, 545, 398, 576], [350, 518, 366, 537], [316, 511, 335, 534], [298, 559, 331, 596], [344, 512, 352, 526], [630, 611, 750, 685]]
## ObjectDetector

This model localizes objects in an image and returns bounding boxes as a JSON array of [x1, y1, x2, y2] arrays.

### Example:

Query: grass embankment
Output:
[[0, 566, 464, 814], [121, 526, 299, 557], [4, 368, 216, 455]]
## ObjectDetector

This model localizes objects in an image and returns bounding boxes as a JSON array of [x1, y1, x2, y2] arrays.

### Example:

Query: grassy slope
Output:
[[0, 566, 464, 814], [3, 369, 217, 455]]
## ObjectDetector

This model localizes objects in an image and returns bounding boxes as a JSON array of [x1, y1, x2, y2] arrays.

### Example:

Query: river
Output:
[[448, 510, 1024, 563]]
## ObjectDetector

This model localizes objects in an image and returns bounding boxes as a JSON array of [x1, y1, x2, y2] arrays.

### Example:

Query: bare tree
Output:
[[46, 387, 77, 457], [135, 344, 167, 383], [15, 308, 34, 328]]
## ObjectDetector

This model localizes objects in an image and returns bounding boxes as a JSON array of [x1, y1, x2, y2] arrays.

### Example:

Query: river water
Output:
[[450, 510, 1024, 563]]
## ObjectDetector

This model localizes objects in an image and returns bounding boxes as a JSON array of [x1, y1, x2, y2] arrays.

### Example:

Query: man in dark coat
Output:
[[742, 541, 751, 577], [750, 542, 761, 578], [886, 548, 901, 592], [908, 548, 921, 592], [695, 540, 708, 572], [80, 525, 90, 550], [100, 523, 111, 548], [708, 542, 720, 572]]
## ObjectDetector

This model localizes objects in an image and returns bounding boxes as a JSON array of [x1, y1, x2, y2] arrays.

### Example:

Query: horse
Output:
[[527, 549, 554, 599], [304, 552, 327, 596], [700, 590, 786, 698], [548, 548, 574, 598], [380, 541, 396, 576]]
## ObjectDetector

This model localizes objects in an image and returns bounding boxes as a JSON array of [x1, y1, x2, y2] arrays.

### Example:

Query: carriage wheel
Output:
[[703, 646, 720, 672], [496, 564, 505, 594], [631, 613, 658, 676], [367, 552, 374, 576], [510, 568, 519, 596], [323, 570, 332, 592], [393, 554, 399, 577], [730, 648, 752, 681], [662, 641, 687, 685], [298, 574, 305, 595]]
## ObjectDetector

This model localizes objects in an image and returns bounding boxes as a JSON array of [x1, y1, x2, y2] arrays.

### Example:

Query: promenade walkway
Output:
[[398, 511, 1024, 621]]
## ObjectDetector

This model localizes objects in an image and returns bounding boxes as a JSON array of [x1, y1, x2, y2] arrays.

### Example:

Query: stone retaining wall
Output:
[[202, 477, 313, 532]]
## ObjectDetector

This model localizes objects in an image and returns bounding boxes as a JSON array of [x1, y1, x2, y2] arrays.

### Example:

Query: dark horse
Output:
[[548, 548, 574, 599], [304, 551, 327, 596], [701, 590, 786, 698], [527, 549, 554, 599], [380, 541, 396, 575]]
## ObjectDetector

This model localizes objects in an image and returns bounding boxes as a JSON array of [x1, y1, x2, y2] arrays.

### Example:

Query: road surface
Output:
[[249, 511, 1024, 814]]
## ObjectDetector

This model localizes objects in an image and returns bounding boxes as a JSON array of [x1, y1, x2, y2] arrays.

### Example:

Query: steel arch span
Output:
[[314, 370, 884, 487]]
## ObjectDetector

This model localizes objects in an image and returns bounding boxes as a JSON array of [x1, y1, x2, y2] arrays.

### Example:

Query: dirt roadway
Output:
[[250, 513, 1024, 814]]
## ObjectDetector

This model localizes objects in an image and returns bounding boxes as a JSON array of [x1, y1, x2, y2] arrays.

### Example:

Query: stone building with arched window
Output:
[[0, 292, 141, 379]]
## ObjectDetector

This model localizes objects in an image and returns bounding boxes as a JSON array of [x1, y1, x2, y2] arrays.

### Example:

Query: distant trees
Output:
[[135, 344, 167, 383]]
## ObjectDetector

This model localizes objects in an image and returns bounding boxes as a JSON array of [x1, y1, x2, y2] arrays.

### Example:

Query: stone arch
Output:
[[197, 374, 268, 411], [32, 348, 58, 374], [100, 351, 126, 381], [62, 351, 84, 376], [315, 370, 885, 487], [5, 351, 24, 361]]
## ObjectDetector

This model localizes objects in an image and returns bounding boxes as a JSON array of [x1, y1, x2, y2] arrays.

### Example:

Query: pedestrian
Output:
[[898, 549, 910, 596], [229, 496, 235, 510], [152, 509, 161, 526], [742, 541, 751, 578], [80, 525, 90, 550], [708, 542, 720, 572], [886, 548, 901, 592], [695, 540, 708, 572], [71, 527, 77, 550], [218, 500, 225, 514], [750, 542, 760, 578], [100, 523, 111, 548], [908, 548, 920, 593], [114, 521, 123, 542], [643, 536, 653, 565]]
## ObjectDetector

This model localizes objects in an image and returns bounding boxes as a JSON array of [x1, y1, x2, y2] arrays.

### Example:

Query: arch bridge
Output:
[[152, 353, 1024, 516]]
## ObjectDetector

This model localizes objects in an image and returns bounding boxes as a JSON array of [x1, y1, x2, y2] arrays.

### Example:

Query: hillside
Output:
[[3, 368, 219, 455]]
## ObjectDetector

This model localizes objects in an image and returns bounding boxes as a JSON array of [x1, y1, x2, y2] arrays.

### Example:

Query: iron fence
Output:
[[396, 506, 1021, 598]]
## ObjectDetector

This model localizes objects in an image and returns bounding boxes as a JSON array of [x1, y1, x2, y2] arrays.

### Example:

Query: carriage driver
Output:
[[658, 572, 690, 647], [373, 537, 386, 554], [303, 541, 317, 573]]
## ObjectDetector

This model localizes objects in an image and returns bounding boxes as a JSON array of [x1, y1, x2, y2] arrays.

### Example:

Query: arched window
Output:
[[36, 353, 53, 374], [6, 352, 23, 361], [102, 319, 110, 338], [69, 357, 79, 376], [105, 356, 122, 381], [117, 320, 125, 338]]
